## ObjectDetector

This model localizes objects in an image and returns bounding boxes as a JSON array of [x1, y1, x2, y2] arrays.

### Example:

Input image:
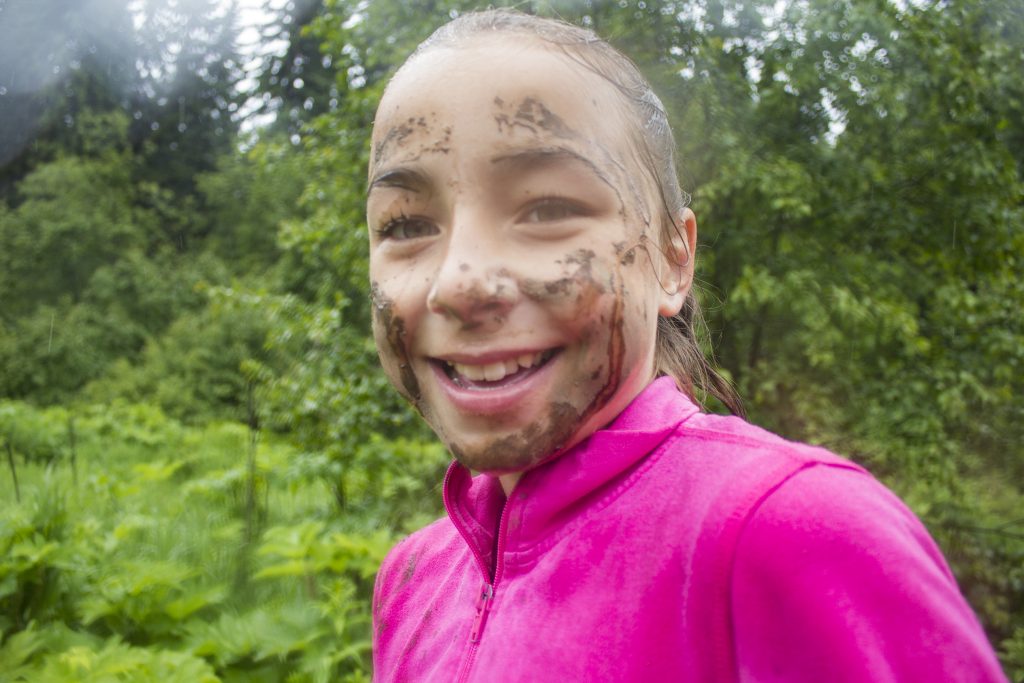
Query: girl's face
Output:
[[367, 39, 693, 474]]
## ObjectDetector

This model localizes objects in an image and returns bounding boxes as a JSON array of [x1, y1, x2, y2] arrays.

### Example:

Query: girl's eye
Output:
[[378, 216, 438, 241], [523, 199, 580, 223]]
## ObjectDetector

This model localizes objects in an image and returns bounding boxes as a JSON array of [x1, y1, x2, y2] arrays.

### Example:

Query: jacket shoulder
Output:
[[730, 464, 1007, 681], [646, 411, 866, 527], [376, 516, 458, 596], [651, 417, 1006, 681], [675, 410, 858, 470]]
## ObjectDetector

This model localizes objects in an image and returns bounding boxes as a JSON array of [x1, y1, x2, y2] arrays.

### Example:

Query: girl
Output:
[[366, 9, 1007, 682]]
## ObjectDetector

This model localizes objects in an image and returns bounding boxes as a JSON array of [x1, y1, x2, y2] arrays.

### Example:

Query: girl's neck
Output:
[[499, 473, 522, 497]]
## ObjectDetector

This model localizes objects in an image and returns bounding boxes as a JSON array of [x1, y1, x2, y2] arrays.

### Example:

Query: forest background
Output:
[[0, 0, 1021, 680]]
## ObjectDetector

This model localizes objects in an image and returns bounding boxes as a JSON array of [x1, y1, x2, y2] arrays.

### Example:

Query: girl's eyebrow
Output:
[[367, 166, 431, 196], [490, 146, 615, 189]]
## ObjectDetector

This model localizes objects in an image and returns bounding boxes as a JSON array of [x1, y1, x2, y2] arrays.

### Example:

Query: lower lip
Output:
[[431, 353, 559, 416]]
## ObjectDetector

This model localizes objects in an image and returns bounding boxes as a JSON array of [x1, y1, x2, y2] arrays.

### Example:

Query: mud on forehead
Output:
[[370, 91, 584, 169], [372, 113, 452, 167], [373, 81, 606, 163], [373, 96, 642, 213], [492, 95, 575, 139]]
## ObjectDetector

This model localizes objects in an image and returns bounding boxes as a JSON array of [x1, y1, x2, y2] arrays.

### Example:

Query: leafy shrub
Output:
[[0, 494, 72, 635], [0, 399, 429, 681]]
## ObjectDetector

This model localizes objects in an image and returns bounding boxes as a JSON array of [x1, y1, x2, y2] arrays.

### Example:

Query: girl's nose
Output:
[[427, 249, 519, 325]]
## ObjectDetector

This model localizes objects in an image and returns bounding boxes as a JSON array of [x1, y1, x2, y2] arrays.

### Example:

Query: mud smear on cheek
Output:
[[614, 241, 637, 266], [451, 252, 626, 471], [538, 255, 626, 446], [519, 249, 600, 300], [584, 275, 626, 424], [370, 282, 422, 405], [523, 250, 625, 431]]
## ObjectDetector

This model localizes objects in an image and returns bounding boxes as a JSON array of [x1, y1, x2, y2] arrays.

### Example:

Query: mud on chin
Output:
[[440, 400, 582, 474]]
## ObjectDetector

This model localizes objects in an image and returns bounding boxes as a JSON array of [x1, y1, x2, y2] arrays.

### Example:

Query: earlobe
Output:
[[657, 208, 697, 318]]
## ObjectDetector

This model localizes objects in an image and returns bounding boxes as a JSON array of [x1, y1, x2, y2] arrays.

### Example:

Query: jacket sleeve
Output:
[[372, 536, 410, 681], [731, 463, 1008, 683], [371, 545, 394, 676]]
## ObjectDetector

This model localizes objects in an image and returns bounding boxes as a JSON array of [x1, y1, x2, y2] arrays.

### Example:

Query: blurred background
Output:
[[0, 0, 1021, 680]]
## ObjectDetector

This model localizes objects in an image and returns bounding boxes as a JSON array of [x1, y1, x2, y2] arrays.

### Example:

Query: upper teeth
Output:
[[448, 350, 548, 382]]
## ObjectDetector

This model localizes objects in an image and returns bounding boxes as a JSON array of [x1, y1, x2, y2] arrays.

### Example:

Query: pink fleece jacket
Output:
[[372, 377, 1008, 682]]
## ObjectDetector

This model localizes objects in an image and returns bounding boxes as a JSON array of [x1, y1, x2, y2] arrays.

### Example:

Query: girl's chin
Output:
[[439, 402, 584, 475], [449, 448, 543, 476], [442, 431, 547, 473]]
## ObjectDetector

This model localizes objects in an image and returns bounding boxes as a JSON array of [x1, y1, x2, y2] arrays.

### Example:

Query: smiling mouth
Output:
[[439, 349, 557, 389]]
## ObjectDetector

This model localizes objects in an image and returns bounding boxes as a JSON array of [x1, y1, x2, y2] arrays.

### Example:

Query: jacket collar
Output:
[[443, 377, 700, 572]]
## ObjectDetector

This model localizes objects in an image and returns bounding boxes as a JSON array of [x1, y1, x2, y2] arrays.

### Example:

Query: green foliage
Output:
[[0, 403, 68, 465], [127, 0, 243, 198], [83, 290, 272, 423], [255, 0, 341, 137], [0, 146, 143, 315], [0, 248, 229, 404], [0, 103, 239, 404], [0, 400, 439, 680], [196, 140, 307, 272], [21, 639, 220, 683], [0, 624, 221, 683], [0, 493, 71, 635], [1005, 628, 1024, 683]]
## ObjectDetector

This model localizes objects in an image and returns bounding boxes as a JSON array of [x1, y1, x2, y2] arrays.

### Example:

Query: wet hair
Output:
[[405, 8, 743, 417]]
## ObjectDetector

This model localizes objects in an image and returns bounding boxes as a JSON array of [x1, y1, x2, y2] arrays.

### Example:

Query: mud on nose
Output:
[[426, 263, 520, 323]]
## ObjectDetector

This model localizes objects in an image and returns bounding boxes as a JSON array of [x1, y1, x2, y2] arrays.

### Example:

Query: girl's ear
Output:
[[657, 208, 697, 318]]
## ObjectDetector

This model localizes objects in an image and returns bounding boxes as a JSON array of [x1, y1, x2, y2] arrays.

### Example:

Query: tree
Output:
[[0, 0, 138, 195], [254, 0, 341, 138], [129, 0, 245, 249]]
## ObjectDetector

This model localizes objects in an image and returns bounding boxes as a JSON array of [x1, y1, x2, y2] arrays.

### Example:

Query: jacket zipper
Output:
[[446, 468, 514, 683], [468, 582, 494, 643]]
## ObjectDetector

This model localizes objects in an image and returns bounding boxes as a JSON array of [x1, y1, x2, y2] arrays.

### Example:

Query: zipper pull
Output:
[[469, 583, 494, 643]]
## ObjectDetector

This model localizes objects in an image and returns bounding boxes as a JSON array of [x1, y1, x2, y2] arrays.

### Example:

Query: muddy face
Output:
[[365, 39, 687, 474], [370, 283, 421, 405]]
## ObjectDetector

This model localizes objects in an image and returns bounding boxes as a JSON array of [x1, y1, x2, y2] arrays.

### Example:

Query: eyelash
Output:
[[375, 212, 438, 241], [521, 197, 584, 223], [375, 197, 583, 241]]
